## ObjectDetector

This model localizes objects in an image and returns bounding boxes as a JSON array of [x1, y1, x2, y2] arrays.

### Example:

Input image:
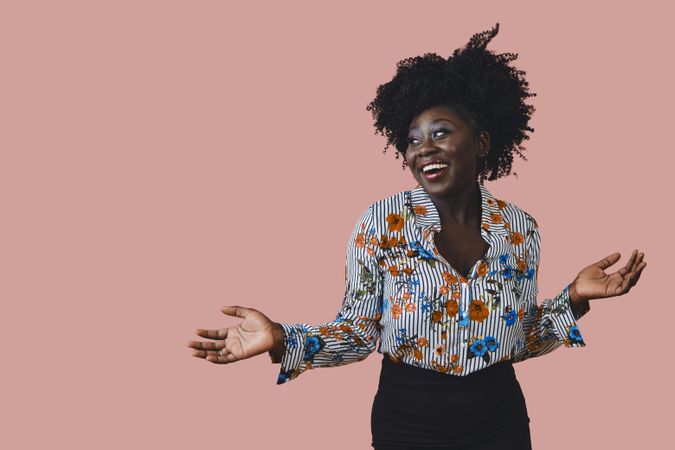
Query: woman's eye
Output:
[[433, 130, 448, 138], [408, 137, 419, 145]]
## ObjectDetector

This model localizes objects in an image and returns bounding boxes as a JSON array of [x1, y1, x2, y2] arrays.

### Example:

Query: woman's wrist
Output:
[[568, 281, 590, 318], [268, 323, 285, 363]]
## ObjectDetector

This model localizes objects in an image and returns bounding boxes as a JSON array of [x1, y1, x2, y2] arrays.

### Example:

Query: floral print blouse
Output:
[[271, 183, 589, 384]]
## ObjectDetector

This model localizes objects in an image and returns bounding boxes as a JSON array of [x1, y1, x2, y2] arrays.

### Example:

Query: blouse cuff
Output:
[[548, 285, 587, 348], [273, 323, 308, 385]]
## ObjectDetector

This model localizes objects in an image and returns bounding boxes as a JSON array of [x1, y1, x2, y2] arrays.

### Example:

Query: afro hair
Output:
[[366, 22, 537, 183]]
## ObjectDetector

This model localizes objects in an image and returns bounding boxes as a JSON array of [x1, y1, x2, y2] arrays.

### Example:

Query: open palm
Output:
[[572, 249, 646, 301], [188, 305, 277, 364]]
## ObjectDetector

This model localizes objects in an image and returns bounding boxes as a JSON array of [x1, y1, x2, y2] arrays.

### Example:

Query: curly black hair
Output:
[[366, 22, 536, 183]]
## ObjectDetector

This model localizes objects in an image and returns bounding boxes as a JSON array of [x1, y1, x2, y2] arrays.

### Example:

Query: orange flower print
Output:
[[435, 344, 446, 356], [510, 231, 524, 246], [405, 302, 417, 313], [339, 324, 353, 333], [413, 204, 428, 215], [403, 267, 413, 275], [379, 234, 391, 249], [451, 354, 459, 363], [399, 235, 407, 245], [504, 222, 510, 230], [516, 257, 526, 272], [490, 212, 503, 224], [453, 366, 463, 374], [370, 236, 378, 246], [407, 249, 415, 257], [389, 235, 399, 247], [442, 271, 458, 285], [445, 299, 459, 317], [355, 233, 365, 248], [469, 299, 489, 322], [417, 337, 429, 347], [518, 306, 525, 321], [367, 247, 375, 257], [452, 290, 461, 299], [439, 284, 449, 295], [319, 326, 330, 336], [391, 303, 402, 320], [481, 222, 490, 231], [496, 199, 507, 210], [476, 261, 488, 277], [432, 310, 443, 323], [459, 275, 468, 284], [441, 330, 448, 340], [388, 265, 399, 276], [413, 348, 424, 360], [486, 198, 496, 207], [402, 291, 411, 300], [386, 213, 405, 232]]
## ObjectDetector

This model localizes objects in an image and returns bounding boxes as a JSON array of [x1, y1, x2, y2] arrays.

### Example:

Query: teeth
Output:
[[422, 163, 448, 173]]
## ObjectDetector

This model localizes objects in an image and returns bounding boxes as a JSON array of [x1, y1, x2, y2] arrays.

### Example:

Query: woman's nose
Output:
[[417, 139, 440, 156]]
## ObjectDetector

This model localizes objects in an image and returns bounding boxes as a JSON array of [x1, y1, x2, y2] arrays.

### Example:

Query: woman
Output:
[[188, 23, 646, 449]]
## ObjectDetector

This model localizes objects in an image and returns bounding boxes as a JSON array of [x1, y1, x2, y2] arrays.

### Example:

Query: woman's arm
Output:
[[513, 223, 588, 363], [271, 204, 384, 384]]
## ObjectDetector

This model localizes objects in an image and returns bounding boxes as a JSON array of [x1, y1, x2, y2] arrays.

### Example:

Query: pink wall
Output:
[[2, 1, 670, 448]]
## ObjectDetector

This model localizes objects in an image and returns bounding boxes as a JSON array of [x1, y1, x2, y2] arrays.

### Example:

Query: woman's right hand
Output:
[[188, 305, 284, 364]]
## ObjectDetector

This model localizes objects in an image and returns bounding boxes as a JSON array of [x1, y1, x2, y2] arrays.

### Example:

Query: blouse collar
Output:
[[406, 182, 510, 240]]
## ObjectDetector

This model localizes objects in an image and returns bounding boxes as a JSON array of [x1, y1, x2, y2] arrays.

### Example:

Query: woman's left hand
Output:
[[569, 249, 647, 303]]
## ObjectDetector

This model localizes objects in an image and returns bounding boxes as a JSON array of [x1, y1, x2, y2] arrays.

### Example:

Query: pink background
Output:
[[2, 1, 671, 448]]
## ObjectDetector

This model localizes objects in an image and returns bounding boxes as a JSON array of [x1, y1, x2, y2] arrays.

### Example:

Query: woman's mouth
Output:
[[421, 165, 448, 181]]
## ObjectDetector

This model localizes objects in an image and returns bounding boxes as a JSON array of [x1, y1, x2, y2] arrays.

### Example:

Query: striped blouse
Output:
[[271, 183, 589, 384]]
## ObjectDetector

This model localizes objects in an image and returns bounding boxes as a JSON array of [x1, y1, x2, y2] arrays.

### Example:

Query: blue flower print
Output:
[[503, 310, 517, 326], [525, 268, 535, 280], [502, 267, 513, 279], [499, 253, 509, 265], [395, 328, 408, 345], [470, 339, 488, 357], [485, 336, 499, 352], [421, 301, 431, 313], [410, 241, 435, 261], [458, 309, 470, 327], [303, 335, 322, 361], [568, 325, 584, 343]]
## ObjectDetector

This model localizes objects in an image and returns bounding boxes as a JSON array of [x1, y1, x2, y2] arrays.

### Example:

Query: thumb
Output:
[[593, 252, 621, 270], [220, 305, 252, 318]]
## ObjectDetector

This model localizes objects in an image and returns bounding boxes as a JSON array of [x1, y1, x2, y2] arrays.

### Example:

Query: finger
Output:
[[633, 262, 646, 284], [626, 249, 639, 272], [629, 261, 647, 287], [221, 305, 251, 318], [195, 328, 228, 340], [187, 340, 225, 351], [206, 352, 238, 365], [594, 252, 621, 270], [622, 261, 647, 292], [618, 250, 641, 277], [192, 350, 208, 358]]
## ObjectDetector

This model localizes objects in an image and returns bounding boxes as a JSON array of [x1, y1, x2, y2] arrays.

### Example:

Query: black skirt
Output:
[[371, 355, 532, 450]]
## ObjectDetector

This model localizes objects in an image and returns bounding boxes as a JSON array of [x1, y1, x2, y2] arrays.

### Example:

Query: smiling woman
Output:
[[188, 22, 647, 450]]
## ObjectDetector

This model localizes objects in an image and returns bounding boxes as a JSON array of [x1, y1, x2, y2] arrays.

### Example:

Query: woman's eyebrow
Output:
[[409, 118, 456, 131]]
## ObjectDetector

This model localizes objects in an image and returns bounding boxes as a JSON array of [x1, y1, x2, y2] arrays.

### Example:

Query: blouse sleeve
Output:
[[512, 221, 588, 363], [270, 204, 384, 384]]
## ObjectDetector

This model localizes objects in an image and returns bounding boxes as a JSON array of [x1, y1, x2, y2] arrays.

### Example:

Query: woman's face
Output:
[[405, 104, 488, 198]]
